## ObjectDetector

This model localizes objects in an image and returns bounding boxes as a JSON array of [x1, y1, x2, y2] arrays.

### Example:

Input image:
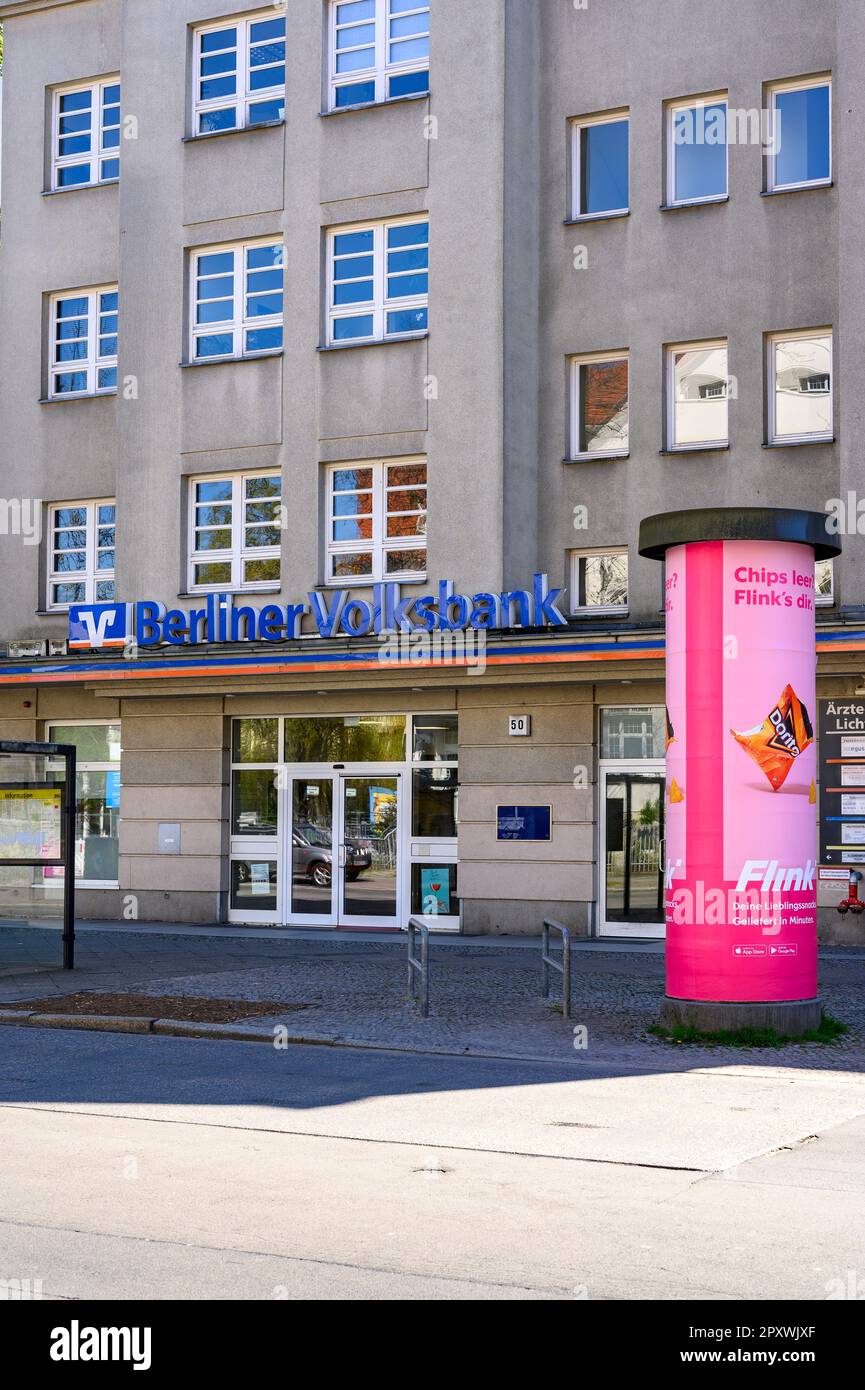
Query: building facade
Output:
[[0, 0, 863, 940]]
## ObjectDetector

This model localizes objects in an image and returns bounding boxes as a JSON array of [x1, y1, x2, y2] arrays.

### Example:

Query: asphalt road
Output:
[[1, 1025, 864, 1300]]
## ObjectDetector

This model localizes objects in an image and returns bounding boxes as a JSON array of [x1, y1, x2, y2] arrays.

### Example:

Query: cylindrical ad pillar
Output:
[[639, 509, 841, 1034]]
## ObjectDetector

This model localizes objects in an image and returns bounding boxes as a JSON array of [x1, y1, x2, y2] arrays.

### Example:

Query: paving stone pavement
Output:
[[1, 926, 864, 1070]]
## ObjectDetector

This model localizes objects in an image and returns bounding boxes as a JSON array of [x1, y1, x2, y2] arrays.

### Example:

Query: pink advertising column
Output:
[[639, 509, 840, 1035]]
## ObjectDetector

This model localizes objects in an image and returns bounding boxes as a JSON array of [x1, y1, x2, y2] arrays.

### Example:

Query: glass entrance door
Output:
[[285, 772, 401, 928], [600, 769, 665, 938]]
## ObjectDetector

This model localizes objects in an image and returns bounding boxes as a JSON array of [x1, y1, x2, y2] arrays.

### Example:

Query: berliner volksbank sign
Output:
[[68, 575, 568, 651]]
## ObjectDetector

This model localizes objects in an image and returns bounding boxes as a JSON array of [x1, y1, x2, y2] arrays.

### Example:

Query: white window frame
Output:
[[766, 328, 834, 445], [192, 10, 286, 135], [665, 338, 729, 451], [324, 457, 427, 584], [188, 471, 282, 594], [328, 0, 430, 112], [570, 109, 630, 221], [49, 286, 119, 400], [47, 719, 121, 889], [568, 350, 630, 460], [666, 92, 729, 207], [189, 238, 284, 363], [51, 76, 121, 191], [570, 547, 629, 618], [815, 558, 835, 608], [766, 75, 832, 193], [326, 215, 429, 346], [47, 498, 116, 612]]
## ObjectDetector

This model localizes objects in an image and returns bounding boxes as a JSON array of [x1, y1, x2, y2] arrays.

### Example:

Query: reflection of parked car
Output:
[[292, 823, 372, 886]]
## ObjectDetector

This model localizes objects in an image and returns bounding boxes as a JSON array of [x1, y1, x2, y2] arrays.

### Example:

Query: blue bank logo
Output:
[[68, 603, 130, 650]]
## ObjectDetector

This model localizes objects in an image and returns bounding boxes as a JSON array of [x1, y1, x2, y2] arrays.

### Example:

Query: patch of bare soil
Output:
[[6, 992, 305, 1023]]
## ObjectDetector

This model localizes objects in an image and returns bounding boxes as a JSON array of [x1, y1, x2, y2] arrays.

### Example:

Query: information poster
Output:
[[0, 785, 63, 862], [819, 700, 865, 867]]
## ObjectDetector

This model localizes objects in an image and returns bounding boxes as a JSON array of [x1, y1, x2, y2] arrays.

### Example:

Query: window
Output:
[[325, 458, 427, 582], [569, 352, 629, 458], [191, 240, 284, 361], [570, 549, 629, 616], [571, 111, 629, 219], [49, 287, 118, 398], [767, 330, 833, 443], [47, 722, 121, 885], [189, 472, 282, 591], [600, 707, 666, 760], [328, 217, 428, 344], [666, 340, 729, 450], [329, 0, 430, 110], [47, 501, 115, 611], [666, 93, 728, 205], [767, 76, 831, 192], [815, 558, 834, 607], [193, 11, 286, 134], [52, 78, 121, 189]]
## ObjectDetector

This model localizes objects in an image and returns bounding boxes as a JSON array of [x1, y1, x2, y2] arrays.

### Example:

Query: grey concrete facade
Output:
[[0, 0, 863, 941]]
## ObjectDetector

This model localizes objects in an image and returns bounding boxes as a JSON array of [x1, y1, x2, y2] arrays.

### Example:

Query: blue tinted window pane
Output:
[[335, 80, 376, 107], [97, 550, 115, 571], [100, 292, 118, 312], [337, 48, 375, 74], [58, 164, 92, 187], [56, 584, 86, 603], [102, 127, 120, 149], [57, 297, 89, 317], [99, 337, 118, 357], [99, 315, 119, 334], [100, 158, 120, 180], [673, 103, 727, 202], [98, 505, 116, 524], [339, 0, 375, 20], [245, 326, 283, 352], [774, 85, 830, 186], [200, 76, 237, 101], [387, 222, 428, 248], [197, 480, 233, 502], [56, 319, 88, 340], [198, 275, 234, 300], [247, 269, 283, 293], [250, 65, 284, 92], [246, 293, 283, 318], [60, 90, 92, 112], [247, 244, 283, 270], [580, 118, 629, 214], [388, 246, 428, 272], [333, 315, 374, 340], [201, 27, 236, 53], [60, 135, 91, 156], [199, 107, 237, 133], [96, 581, 115, 601], [335, 280, 375, 305], [60, 112, 92, 134], [334, 519, 367, 542], [196, 334, 235, 358], [334, 254, 375, 280], [388, 70, 430, 99], [103, 84, 120, 104], [98, 368, 117, 390], [250, 43, 285, 68], [387, 307, 428, 334], [390, 0, 425, 11], [338, 22, 375, 48], [388, 272, 427, 298], [335, 230, 374, 255], [389, 37, 428, 62], [250, 17, 286, 42], [199, 252, 235, 276], [249, 99, 284, 124], [55, 372, 89, 393], [201, 52, 236, 76], [56, 342, 88, 362], [390, 15, 427, 39], [197, 300, 234, 325]]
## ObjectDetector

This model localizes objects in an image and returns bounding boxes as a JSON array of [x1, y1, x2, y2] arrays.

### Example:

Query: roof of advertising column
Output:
[[638, 507, 842, 562]]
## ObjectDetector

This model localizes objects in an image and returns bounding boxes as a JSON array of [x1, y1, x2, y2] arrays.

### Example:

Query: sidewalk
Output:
[[1, 923, 864, 1069]]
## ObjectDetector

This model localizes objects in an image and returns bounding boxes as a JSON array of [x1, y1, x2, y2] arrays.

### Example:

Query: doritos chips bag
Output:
[[731, 684, 814, 791]]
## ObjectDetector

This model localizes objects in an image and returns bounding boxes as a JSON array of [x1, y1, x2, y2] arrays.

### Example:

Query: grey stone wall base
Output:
[[660, 995, 822, 1037], [461, 899, 589, 936]]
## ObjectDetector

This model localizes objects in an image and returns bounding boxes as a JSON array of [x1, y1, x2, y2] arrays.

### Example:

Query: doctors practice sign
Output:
[[68, 574, 568, 651]]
